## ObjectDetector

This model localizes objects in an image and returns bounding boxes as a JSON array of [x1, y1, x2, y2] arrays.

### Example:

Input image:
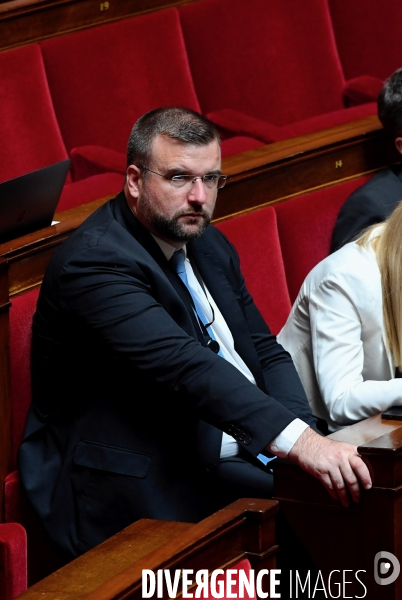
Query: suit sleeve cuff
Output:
[[267, 419, 310, 458]]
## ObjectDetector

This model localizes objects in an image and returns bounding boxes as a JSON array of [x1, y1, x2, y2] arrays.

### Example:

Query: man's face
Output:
[[125, 135, 222, 248]]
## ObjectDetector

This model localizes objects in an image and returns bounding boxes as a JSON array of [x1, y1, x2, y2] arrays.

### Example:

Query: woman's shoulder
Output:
[[304, 241, 379, 297]]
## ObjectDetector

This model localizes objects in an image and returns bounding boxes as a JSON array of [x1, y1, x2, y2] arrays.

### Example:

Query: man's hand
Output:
[[288, 427, 372, 506]]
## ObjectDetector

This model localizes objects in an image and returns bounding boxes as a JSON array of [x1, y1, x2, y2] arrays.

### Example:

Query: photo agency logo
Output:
[[374, 551, 400, 586], [140, 555, 401, 599]]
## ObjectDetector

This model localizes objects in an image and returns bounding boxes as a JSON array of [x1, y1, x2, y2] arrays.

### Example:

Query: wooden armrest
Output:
[[17, 498, 279, 600]]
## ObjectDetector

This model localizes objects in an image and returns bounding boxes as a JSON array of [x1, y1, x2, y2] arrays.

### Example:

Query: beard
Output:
[[151, 209, 212, 242], [141, 191, 214, 243]]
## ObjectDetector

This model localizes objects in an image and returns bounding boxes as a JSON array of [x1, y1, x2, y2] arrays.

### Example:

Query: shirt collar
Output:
[[151, 234, 186, 261]]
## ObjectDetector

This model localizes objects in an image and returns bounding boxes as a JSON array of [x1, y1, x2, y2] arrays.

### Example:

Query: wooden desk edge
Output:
[[16, 498, 278, 600]]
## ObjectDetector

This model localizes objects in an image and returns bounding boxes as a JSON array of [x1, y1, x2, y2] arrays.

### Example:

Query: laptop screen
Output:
[[0, 159, 71, 244]]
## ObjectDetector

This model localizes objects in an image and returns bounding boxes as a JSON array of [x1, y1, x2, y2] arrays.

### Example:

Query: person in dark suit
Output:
[[19, 107, 371, 561], [331, 67, 402, 253]]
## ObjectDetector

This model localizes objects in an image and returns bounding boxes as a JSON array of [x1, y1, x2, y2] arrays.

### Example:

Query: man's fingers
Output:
[[317, 472, 339, 502], [349, 452, 372, 490], [288, 429, 373, 505], [315, 468, 350, 506], [339, 469, 359, 505], [328, 470, 350, 507], [333, 452, 371, 505]]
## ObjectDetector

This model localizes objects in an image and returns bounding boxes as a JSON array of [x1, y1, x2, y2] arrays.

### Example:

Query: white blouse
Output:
[[277, 230, 402, 432]]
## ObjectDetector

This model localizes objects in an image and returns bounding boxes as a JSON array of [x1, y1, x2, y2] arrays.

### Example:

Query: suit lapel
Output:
[[114, 193, 204, 342], [188, 233, 265, 389]]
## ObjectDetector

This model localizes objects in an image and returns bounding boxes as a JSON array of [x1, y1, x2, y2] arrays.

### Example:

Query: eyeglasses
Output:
[[140, 166, 227, 190]]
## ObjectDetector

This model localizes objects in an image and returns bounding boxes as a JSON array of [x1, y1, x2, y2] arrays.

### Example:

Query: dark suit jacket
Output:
[[331, 165, 402, 253], [19, 192, 316, 559]]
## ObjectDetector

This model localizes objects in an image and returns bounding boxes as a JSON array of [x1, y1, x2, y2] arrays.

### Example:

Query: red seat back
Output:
[[56, 172, 124, 213], [0, 45, 70, 183], [9, 289, 40, 468], [179, 0, 346, 126], [7, 288, 66, 586], [0, 522, 27, 600], [274, 176, 372, 302], [215, 207, 291, 334], [329, 0, 402, 81], [40, 9, 200, 155]]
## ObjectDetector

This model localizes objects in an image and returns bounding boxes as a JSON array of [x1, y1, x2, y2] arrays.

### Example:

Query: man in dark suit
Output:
[[19, 107, 371, 561], [331, 68, 402, 253]]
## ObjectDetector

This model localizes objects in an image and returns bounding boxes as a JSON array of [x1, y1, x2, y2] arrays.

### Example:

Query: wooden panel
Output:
[[16, 498, 278, 599], [0, 0, 198, 51], [215, 114, 396, 220]]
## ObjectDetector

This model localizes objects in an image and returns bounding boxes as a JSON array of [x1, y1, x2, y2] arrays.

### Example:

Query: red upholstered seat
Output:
[[179, 0, 377, 144], [57, 172, 123, 212], [0, 522, 27, 600], [9, 289, 40, 468], [40, 9, 199, 163], [7, 289, 66, 586], [0, 44, 69, 184], [4, 471, 64, 587], [328, 0, 402, 83], [68, 136, 264, 182], [215, 207, 291, 334], [274, 176, 372, 302], [40, 9, 262, 181], [0, 43, 123, 214], [220, 136, 265, 158]]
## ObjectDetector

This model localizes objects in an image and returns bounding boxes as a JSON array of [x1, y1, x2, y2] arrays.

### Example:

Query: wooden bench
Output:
[[15, 498, 279, 599]]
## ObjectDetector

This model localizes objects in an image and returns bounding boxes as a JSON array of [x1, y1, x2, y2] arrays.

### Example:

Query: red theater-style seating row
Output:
[[0, 0, 381, 213], [38, 4, 264, 183], [179, 0, 379, 144], [41, 0, 379, 179], [0, 44, 124, 213]]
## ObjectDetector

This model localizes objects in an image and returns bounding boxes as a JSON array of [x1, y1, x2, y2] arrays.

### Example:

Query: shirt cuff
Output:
[[267, 419, 309, 458]]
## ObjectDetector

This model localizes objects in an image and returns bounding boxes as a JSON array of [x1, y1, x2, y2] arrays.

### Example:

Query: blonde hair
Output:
[[359, 202, 402, 368]]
